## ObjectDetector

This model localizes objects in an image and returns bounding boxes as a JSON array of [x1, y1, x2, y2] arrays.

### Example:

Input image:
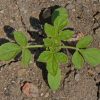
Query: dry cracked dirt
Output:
[[0, 0, 100, 100]]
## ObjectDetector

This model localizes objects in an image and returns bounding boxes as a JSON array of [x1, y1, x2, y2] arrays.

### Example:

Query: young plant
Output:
[[0, 7, 100, 90]]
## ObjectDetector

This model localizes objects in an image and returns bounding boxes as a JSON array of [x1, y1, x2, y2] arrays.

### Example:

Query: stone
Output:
[[21, 82, 39, 97]]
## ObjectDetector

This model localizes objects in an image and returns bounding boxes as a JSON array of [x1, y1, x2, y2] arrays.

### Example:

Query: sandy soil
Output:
[[0, 0, 100, 100]]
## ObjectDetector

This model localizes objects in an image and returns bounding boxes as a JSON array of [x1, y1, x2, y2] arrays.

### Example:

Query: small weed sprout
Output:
[[0, 7, 100, 90]]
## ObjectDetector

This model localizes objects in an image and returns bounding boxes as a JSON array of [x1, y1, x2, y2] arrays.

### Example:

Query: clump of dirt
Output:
[[0, 0, 100, 100]]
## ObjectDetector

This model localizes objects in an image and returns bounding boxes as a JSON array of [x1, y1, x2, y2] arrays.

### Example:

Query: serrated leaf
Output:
[[13, 31, 28, 47], [38, 51, 52, 63], [56, 52, 68, 63], [44, 23, 57, 37], [80, 48, 100, 66], [21, 49, 32, 66], [0, 42, 21, 61], [43, 38, 53, 47], [53, 16, 68, 31], [43, 38, 61, 52], [76, 35, 93, 48], [59, 30, 74, 41], [72, 51, 84, 69], [38, 51, 59, 75], [48, 68, 61, 90], [46, 54, 59, 76], [51, 7, 68, 30], [54, 36, 61, 47], [52, 7, 68, 23]]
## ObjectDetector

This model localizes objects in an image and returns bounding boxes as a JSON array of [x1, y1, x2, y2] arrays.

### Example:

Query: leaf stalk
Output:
[[26, 45, 44, 48], [26, 44, 79, 51]]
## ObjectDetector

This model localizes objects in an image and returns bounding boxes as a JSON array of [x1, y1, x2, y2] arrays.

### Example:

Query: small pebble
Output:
[[53, 91, 56, 94], [40, 93, 44, 96], [0, 10, 4, 14], [75, 74, 80, 81], [10, 19, 14, 23], [4, 88, 7, 90], [72, 9, 76, 12], [21, 82, 39, 97], [44, 92, 49, 98]]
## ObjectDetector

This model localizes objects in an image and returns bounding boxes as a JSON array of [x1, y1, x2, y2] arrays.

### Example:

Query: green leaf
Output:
[[46, 54, 59, 76], [51, 7, 68, 30], [43, 38, 53, 47], [38, 51, 52, 63], [21, 49, 32, 66], [72, 51, 84, 69], [48, 68, 61, 90], [80, 48, 100, 66], [56, 52, 68, 63], [53, 16, 68, 31], [13, 31, 28, 47], [44, 23, 57, 37], [76, 35, 93, 48], [38, 51, 59, 75], [0, 43, 21, 61], [43, 38, 61, 52], [52, 7, 68, 23], [59, 30, 74, 41]]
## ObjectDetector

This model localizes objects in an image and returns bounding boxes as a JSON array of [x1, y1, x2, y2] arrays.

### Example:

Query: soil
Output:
[[0, 0, 100, 100]]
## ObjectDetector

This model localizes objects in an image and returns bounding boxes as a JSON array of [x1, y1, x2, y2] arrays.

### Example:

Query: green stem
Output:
[[26, 45, 44, 48], [61, 45, 79, 51], [26, 44, 79, 51]]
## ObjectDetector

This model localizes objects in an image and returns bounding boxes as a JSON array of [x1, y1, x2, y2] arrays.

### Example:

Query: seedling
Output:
[[0, 7, 100, 90]]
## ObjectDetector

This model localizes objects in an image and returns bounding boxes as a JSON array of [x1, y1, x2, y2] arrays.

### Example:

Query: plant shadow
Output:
[[3, 25, 15, 40], [0, 25, 15, 46], [0, 38, 9, 45]]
